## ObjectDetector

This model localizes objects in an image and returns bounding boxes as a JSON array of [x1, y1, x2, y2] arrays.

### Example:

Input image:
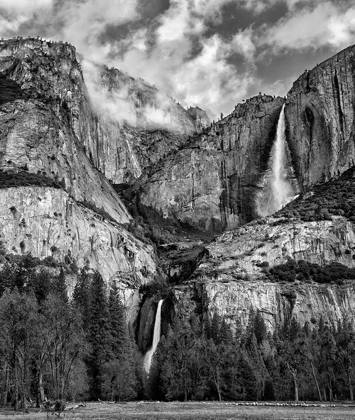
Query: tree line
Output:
[[0, 256, 142, 410], [148, 310, 355, 402], [1, 255, 355, 407]]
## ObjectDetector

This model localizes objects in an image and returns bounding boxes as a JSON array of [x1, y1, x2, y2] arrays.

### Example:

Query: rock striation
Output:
[[79, 64, 210, 184], [3, 36, 355, 340], [0, 186, 156, 321], [0, 37, 161, 320], [172, 213, 355, 333], [174, 279, 355, 334], [137, 95, 285, 232], [286, 44, 355, 189], [137, 45, 355, 232]]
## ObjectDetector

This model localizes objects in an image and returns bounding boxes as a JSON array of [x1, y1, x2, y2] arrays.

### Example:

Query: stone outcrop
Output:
[[0, 37, 161, 321], [0, 38, 130, 223], [186, 106, 211, 132], [3, 36, 355, 340], [0, 37, 209, 190], [137, 95, 285, 232], [172, 213, 355, 332], [0, 186, 156, 322], [137, 45, 355, 233], [174, 280, 355, 334], [79, 65, 209, 185], [285, 44, 355, 189]]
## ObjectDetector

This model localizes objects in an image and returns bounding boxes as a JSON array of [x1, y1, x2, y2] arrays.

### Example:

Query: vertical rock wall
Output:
[[285, 44, 355, 189], [139, 96, 285, 231]]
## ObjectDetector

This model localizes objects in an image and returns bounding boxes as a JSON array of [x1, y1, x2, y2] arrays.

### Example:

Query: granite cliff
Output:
[[135, 95, 286, 232], [160, 166, 355, 338], [136, 45, 355, 233], [0, 37, 208, 323], [285, 44, 355, 189], [2, 36, 355, 349], [80, 63, 210, 184]]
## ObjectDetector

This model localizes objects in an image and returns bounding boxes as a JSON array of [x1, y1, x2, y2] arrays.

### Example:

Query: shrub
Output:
[[0, 171, 62, 190], [269, 259, 355, 284], [277, 166, 355, 222]]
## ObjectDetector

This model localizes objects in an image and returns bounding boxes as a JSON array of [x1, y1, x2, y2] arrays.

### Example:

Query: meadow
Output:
[[1, 402, 355, 420]]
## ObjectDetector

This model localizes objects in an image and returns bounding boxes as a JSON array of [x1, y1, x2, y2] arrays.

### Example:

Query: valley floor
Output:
[[1, 402, 355, 420]]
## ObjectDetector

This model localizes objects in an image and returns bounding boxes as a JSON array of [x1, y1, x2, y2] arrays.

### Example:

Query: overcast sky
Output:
[[1, 0, 355, 118]]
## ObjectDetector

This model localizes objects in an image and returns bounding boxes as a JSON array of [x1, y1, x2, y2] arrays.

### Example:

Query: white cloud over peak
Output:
[[106, 0, 259, 117], [0, 0, 355, 119]]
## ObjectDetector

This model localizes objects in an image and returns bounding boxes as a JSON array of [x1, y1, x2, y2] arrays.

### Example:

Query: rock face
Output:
[[285, 44, 355, 189], [0, 38, 130, 223], [0, 37, 160, 320], [186, 106, 211, 132], [138, 45, 355, 232], [3, 36, 355, 341], [0, 38, 209, 190], [174, 280, 355, 334], [202, 216, 355, 280], [79, 64, 209, 185], [0, 187, 156, 323], [138, 95, 285, 232], [172, 213, 355, 333]]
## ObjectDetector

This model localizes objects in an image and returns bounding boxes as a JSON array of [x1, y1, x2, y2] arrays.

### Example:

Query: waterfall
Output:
[[143, 299, 164, 373], [257, 104, 295, 216]]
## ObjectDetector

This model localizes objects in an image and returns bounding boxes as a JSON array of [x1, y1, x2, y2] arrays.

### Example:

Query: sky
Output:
[[0, 0, 355, 119]]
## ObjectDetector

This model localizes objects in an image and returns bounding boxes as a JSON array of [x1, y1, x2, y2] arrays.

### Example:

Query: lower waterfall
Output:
[[143, 299, 164, 373]]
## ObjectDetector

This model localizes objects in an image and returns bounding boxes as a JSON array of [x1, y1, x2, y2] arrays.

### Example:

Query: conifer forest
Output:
[[1, 257, 355, 409]]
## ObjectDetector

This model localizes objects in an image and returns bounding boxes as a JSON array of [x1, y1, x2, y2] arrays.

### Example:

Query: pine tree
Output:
[[220, 318, 233, 344], [87, 271, 110, 400], [27, 269, 52, 304], [318, 323, 337, 401], [102, 280, 137, 401], [202, 315, 211, 340], [73, 269, 91, 332], [254, 310, 267, 344], [53, 268, 68, 304], [335, 320, 355, 401], [0, 262, 20, 297], [211, 313, 221, 344], [160, 320, 195, 401], [237, 352, 258, 400], [107, 280, 129, 359]]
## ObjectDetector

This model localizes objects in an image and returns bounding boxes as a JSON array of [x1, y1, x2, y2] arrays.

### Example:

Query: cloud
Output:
[[102, 0, 259, 117], [0, 0, 355, 120], [0, 0, 53, 34], [259, 2, 355, 53], [82, 59, 197, 132], [0, 0, 53, 12], [58, 0, 139, 60]]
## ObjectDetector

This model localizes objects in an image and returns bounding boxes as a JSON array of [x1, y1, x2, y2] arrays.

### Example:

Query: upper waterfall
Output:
[[143, 299, 164, 373], [257, 104, 295, 217]]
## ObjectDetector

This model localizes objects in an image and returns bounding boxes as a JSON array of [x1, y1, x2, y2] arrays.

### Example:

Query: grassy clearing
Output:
[[1, 402, 355, 420]]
